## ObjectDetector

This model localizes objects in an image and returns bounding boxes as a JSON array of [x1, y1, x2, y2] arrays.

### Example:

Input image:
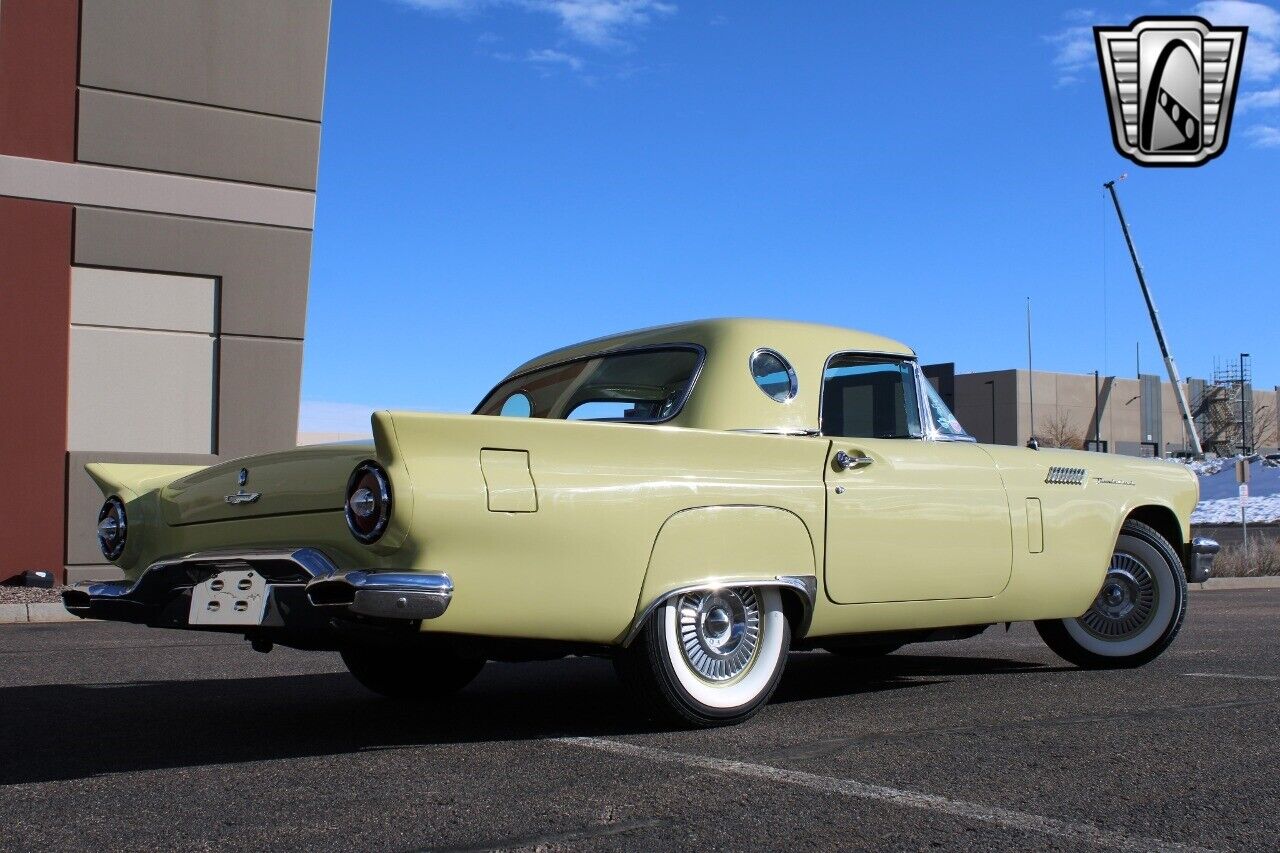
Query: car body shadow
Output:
[[0, 650, 1062, 785]]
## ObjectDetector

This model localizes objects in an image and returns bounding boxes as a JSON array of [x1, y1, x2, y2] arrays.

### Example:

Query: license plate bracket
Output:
[[189, 569, 269, 626]]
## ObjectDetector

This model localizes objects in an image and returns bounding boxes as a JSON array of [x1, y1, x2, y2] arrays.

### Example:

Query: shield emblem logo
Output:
[[1094, 17, 1247, 166]]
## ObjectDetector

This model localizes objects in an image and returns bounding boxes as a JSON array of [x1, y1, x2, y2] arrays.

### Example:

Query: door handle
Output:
[[834, 451, 874, 470]]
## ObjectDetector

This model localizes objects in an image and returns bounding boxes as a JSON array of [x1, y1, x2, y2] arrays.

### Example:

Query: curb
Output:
[[0, 603, 84, 624], [1191, 576, 1280, 591]]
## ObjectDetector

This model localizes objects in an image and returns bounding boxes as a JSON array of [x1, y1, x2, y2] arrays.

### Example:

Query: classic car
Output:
[[66, 319, 1218, 727]]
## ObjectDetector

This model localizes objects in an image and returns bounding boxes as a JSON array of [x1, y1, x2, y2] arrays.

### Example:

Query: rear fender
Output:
[[623, 505, 818, 645]]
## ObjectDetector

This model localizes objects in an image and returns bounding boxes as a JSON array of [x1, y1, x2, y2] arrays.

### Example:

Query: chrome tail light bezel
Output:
[[345, 461, 392, 544], [97, 496, 128, 561]]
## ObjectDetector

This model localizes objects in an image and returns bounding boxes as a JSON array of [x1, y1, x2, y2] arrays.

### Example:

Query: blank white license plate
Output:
[[189, 569, 269, 626]]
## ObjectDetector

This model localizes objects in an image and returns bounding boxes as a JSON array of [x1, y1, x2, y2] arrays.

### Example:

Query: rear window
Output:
[[476, 347, 703, 423]]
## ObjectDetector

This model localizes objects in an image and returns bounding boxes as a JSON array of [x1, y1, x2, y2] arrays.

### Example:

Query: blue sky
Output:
[[300, 0, 1280, 433]]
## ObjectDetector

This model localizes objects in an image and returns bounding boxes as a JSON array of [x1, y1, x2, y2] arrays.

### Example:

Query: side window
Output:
[[821, 355, 922, 439], [499, 392, 532, 417], [750, 349, 797, 402]]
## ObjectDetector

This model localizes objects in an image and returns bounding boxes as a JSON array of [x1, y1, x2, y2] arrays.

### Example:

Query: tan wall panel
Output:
[[74, 208, 312, 339], [71, 266, 216, 333], [77, 89, 320, 190], [66, 449, 217, 566], [68, 326, 215, 454], [218, 335, 302, 455], [79, 0, 331, 121]]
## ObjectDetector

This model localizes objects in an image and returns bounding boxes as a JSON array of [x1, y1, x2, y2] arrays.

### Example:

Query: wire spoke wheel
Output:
[[1035, 519, 1188, 670], [676, 587, 761, 682], [1079, 552, 1158, 640]]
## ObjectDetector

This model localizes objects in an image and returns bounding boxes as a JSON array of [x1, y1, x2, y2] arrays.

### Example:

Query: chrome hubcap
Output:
[[677, 587, 761, 682], [1080, 552, 1158, 639]]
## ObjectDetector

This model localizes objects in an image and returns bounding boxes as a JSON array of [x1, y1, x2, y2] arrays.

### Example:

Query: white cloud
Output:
[[1195, 1, 1280, 81], [1238, 85, 1280, 109], [525, 47, 585, 70], [394, 0, 675, 50], [536, 0, 675, 48], [1244, 123, 1280, 145], [1045, 11, 1101, 87]]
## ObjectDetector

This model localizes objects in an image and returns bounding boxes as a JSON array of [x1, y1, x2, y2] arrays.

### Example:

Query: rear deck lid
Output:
[[160, 442, 375, 526]]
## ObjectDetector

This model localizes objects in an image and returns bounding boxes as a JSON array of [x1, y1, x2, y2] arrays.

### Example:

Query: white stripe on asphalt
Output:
[[1186, 672, 1280, 681], [557, 736, 1212, 853]]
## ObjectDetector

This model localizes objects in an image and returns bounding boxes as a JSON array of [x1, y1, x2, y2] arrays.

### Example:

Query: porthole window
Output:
[[499, 392, 532, 417], [750, 349, 797, 402]]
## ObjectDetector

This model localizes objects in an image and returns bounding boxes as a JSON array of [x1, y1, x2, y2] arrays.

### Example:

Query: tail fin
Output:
[[85, 462, 208, 500]]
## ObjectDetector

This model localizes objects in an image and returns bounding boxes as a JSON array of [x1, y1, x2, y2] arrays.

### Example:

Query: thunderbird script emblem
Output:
[[225, 467, 261, 505], [1094, 17, 1247, 166]]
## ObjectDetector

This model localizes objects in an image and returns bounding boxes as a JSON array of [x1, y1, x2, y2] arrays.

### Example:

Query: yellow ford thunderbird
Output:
[[66, 319, 1217, 726]]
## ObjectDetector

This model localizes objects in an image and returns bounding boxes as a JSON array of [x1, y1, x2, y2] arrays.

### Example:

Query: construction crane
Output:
[[1103, 177, 1204, 456]]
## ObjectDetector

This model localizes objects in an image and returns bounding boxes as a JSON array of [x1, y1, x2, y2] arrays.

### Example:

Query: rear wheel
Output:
[[340, 643, 485, 699], [1035, 519, 1187, 669], [615, 586, 790, 727]]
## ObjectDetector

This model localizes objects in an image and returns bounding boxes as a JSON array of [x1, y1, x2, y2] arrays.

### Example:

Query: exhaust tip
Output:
[[306, 578, 355, 607]]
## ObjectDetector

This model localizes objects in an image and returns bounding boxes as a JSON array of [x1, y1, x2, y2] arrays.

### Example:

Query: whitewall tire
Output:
[[615, 586, 791, 727], [1036, 519, 1187, 669]]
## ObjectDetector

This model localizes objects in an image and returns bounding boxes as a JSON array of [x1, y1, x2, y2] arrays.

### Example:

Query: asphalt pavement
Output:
[[0, 590, 1276, 852]]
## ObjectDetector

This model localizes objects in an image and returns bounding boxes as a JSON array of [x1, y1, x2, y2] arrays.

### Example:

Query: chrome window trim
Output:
[[473, 342, 708, 426], [748, 347, 798, 403], [818, 350, 925, 440], [730, 428, 822, 437], [913, 363, 978, 443]]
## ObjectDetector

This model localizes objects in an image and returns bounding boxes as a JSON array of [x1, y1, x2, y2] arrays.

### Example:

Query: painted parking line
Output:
[[558, 736, 1213, 853], [1185, 672, 1280, 682]]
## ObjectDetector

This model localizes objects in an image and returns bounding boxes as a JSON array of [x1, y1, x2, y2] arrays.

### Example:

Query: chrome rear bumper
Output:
[[62, 548, 451, 627], [306, 571, 453, 620]]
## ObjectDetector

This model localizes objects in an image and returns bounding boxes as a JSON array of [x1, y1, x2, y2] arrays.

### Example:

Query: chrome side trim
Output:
[[1045, 466, 1088, 485], [305, 571, 453, 621], [621, 574, 817, 647]]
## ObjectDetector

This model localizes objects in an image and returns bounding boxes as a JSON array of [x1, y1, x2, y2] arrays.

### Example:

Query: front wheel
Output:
[[340, 643, 485, 700], [615, 586, 790, 727], [1035, 519, 1187, 669]]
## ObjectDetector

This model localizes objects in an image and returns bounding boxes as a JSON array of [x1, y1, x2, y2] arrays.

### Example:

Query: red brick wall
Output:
[[0, 199, 73, 582], [0, 1, 79, 581], [0, 0, 79, 161]]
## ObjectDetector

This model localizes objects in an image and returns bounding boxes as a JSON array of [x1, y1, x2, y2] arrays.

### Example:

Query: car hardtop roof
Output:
[[505, 318, 916, 379]]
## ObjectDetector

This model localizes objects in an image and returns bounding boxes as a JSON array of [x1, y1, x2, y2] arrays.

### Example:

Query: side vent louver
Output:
[[1045, 466, 1087, 485]]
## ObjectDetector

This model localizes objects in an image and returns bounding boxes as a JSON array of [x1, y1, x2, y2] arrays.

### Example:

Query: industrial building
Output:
[[0, 0, 332, 583], [936, 365, 1278, 458]]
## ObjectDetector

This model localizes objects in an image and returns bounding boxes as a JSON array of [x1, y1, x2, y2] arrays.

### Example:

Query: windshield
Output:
[[476, 347, 703, 422]]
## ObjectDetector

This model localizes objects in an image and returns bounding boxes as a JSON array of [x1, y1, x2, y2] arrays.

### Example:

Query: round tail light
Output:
[[345, 461, 392, 543], [97, 496, 127, 560]]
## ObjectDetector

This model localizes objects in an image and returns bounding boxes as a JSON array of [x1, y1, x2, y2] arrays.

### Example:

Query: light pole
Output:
[[1093, 370, 1102, 452], [1240, 352, 1250, 455], [985, 380, 996, 444]]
